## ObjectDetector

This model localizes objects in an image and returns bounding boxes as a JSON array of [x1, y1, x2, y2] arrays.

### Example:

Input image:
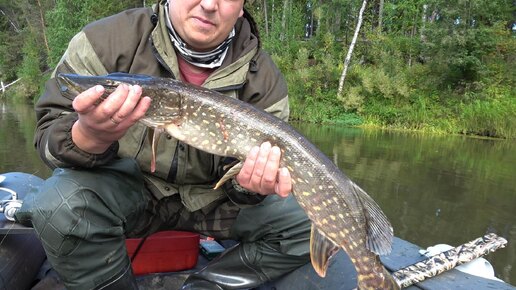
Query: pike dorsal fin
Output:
[[350, 181, 393, 255], [310, 226, 340, 277]]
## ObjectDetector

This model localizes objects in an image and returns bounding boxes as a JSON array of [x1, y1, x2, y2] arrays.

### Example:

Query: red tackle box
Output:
[[126, 230, 200, 276]]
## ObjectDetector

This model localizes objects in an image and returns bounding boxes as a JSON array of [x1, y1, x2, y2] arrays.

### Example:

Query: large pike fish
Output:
[[58, 73, 399, 289]]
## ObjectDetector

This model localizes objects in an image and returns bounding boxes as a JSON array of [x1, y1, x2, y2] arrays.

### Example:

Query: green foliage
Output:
[[284, 38, 355, 124], [45, 1, 84, 67], [0, 0, 142, 100], [0, 32, 23, 81], [46, 0, 141, 67], [1, 0, 514, 138], [0, 1, 24, 81], [16, 30, 44, 100], [339, 64, 412, 112], [247, 0, 515, 138]]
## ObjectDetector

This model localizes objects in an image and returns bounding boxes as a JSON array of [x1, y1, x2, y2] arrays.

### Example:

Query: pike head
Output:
[[57, 73, 186, 171]]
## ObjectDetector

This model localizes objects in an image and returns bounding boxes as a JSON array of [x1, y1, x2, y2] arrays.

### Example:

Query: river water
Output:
[[1, 100, 515, 284]]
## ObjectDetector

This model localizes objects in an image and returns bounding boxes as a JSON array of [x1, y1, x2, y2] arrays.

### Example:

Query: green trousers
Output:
[[16, 158, 311, 290]]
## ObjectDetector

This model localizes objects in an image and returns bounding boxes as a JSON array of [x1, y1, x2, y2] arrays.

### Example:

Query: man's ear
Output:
[[239, 8, 244, 18]]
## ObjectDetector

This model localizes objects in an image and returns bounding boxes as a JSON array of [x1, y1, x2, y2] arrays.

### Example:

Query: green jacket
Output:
[[34, 2, 289, 211]]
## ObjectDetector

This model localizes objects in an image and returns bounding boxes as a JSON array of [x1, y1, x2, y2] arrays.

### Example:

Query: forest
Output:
[[1, 0, 514, 138]]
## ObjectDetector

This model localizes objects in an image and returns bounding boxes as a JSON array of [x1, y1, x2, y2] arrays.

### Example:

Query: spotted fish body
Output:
[[59, 73, 399, 290]]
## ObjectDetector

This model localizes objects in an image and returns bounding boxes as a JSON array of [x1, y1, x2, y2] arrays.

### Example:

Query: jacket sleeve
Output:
[[34, 31, 116, 169]]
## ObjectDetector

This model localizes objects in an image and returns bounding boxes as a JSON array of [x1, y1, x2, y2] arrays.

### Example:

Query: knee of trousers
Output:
[[27, 160, 147, 258], [233, 195, 312, 281], [23, 162, 147, 289], [232, 195, 312, 259], [29, 174, 123, 257]]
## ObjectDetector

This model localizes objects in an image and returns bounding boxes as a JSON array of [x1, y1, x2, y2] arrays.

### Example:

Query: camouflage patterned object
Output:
[[393, 233, 508, 288], [58, 73, 399, 290]]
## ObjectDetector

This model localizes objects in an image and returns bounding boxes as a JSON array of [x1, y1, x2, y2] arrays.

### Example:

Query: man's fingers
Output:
[[130, 96, 152, 122], [261, 146, 281, 190], [275, 168, 291, 198], [73, 85, 105, 113], [100, 84, 129, 120], [237, 145, 260, 185], [249, 142, 271, 189], [113, 85, 143, 123], [237, 142, 291, 197]]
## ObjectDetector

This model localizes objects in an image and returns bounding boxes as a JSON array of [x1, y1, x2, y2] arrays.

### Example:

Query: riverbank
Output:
[[288, 92, 515, 140]]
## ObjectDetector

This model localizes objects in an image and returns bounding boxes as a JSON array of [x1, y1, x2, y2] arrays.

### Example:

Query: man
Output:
[[15, 0, 311, 289]]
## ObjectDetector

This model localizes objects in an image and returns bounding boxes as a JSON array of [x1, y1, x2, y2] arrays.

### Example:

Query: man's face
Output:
[[169, 0, 244, 51]]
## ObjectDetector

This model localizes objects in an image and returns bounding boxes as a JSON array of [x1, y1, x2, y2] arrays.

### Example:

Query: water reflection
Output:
[[0, 100, 51, 178], [293, 122, 515, 284]]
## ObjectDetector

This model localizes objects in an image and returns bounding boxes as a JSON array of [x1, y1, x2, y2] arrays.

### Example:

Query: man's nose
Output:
[[200, 0, 217, 11]]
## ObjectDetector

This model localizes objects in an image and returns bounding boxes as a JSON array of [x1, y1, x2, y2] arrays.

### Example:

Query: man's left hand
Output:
[[236, 142, 291, 198]]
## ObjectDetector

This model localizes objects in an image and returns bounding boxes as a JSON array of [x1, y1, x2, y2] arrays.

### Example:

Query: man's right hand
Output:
[[71, 84, 151, 154]]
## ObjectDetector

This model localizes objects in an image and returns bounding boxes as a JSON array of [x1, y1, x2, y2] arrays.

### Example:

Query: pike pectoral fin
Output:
[[310, 226, 340, 278], [214, 161, 243, 189], [150, 128, 162, 173]]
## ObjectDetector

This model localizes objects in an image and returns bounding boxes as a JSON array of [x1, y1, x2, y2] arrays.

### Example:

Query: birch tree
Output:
[[262, 0, 269, 37], [0, 8, 20, 32], [337, 0, 368, 98]]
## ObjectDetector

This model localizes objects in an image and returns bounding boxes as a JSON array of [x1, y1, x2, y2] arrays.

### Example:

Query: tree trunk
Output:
[[280, 0, 288, 41], [271, 0, 275, 38], [378, 0, 384, 34], [334, 7, 341, 35], [337, 0, 368, 98], [421, 4, 427, 41], [0, 9, 20, 33], [263, 0, 269, 37], [1, 78, 22, 95], [317, 1, 322, 35], [408, 15, 417, 67], [36, 0, 51, 56], [309, 2, 314, 37]]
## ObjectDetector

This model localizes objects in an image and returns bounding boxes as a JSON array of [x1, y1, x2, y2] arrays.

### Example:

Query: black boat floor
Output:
[[24, 236, 514, 290]]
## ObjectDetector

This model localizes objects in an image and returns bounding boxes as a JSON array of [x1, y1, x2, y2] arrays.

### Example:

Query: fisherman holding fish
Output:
[[15, 0, 314, 289]]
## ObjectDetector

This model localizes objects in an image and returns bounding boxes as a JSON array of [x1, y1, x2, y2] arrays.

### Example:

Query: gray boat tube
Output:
[[0, 172, 46, 289]]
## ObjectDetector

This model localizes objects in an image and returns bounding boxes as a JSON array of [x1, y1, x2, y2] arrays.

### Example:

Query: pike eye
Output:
[[103, 80, 126, 89], [103, 84, 118, 89]]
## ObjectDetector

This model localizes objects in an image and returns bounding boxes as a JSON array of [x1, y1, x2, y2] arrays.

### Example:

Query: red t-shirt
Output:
[[177, 57, 214, 86]]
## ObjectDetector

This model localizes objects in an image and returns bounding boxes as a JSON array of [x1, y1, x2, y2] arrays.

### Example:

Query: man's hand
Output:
[[236, 142, 292, 198], [71, 84, 151, 154]]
